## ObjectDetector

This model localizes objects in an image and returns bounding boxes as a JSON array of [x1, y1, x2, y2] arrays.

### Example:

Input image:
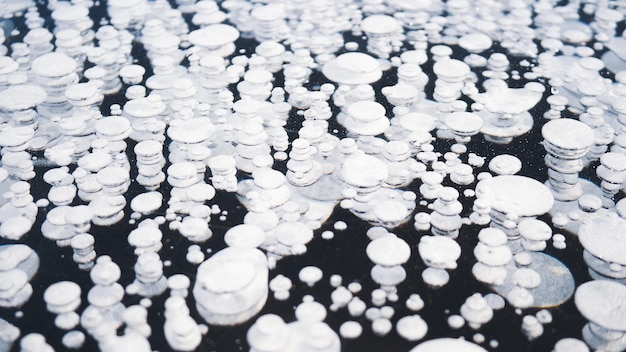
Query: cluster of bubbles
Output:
[[0, 0, 626, 351]]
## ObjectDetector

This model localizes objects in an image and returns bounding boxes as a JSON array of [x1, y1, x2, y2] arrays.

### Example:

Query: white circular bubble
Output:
[[396, 315, 428, 341], [372, 318, 393, 336], [447, 314, 465, 329], [339, 321, 362, 339], [130, 192, 163, 215], [299, 266, 323, 287]]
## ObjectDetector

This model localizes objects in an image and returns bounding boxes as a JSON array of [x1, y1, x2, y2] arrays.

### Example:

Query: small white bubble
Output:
[[333, 221, 347, 231]]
